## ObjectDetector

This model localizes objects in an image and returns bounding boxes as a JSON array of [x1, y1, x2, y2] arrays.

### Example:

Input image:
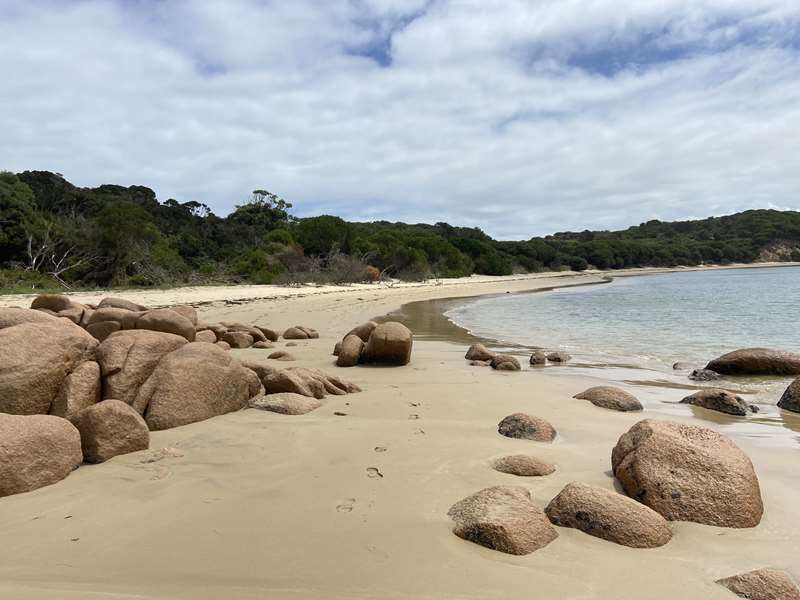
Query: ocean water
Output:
[[445, 266, 800, 444]]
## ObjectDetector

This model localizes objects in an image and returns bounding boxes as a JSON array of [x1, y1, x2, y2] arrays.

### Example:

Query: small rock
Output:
[[573, 386, 643, 412], [268, 350, 296, 361], [194, 330, 217, 344], [221, 331, 254, 348], [681, 389, 751, 416], [689, 368, 722, 381], [490, 354, 521, 371], [546, 352, 571, 363], [498, 413, 556, 442], [465, 343, 495, 362], [251, 393, 322, 415], [529, 351, 547, 365], [336, 334, 365, 367], [492, 454, 555, 477]]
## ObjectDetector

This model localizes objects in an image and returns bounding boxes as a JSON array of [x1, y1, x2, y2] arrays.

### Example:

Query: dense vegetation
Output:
[[2, 170, 799, 291]]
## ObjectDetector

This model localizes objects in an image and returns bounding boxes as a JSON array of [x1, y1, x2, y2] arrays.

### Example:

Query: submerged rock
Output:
[[706, 348, 800, 376], [529, 350, 547, 365], [689, 368, 722, 381], [448, 485, 558, 555]]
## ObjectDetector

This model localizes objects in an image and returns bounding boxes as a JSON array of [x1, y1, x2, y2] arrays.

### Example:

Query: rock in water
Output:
[[490, 354, 521, 371], [135, 343, 254, 430], [70, 399, 149, 462], [498, 413, 556, 442], [716, 568, 800, 600], [546, 351, 571, 363], [778, 377, 800, 414], [706, 348, 800, 375], [573, 386, 643, 412], [681, 389, 751, 416], [529, 351, 547, 365], [0, 319, 98, 415], [465, 343, 495, 362], [448, 485, 558, 555], [363, 322, 413, 365], [336, 334, 365, 367], [689, 368, 722, 381], [0, 414, 83, 497], [611, 419, 763, 528], [50, 361, 101, 418], [251, 393, 323, 415], [544, 482, 672, 548], [492, 455, 555, 477]]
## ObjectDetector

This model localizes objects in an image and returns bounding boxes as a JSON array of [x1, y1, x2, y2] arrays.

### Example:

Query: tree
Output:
[[0, 172, 40, 263]]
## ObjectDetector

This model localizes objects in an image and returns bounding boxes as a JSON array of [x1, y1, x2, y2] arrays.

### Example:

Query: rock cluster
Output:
[[333, 321, 413, 366]]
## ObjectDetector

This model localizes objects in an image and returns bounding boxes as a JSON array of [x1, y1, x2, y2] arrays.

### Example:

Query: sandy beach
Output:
[[1, 270, 798, 599]]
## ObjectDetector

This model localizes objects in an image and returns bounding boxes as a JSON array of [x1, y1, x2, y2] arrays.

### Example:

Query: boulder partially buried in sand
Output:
[[268, 350, 296, 361], [263, 367, 361, 399], [681, 389, 753, 416], [448, 485, 558, 555], [283, 326, 319, 340], [778, 377, 800, 414], [498, 413, 556, 442], [251, 393, 323, 415], [706, 348, 800, 376], [545, 482, 672, 548], [0, 318, 98, 415], [221, 331, 254, 348], [363, 322, 413, 365], [70, 399, 149, 463], [573, 386, 643, 412], [0, 413, 83, 497], [492, 455, 555, 477], [716, 568, 800, 600], [611, 419, 763, 528], [336, 334, 365, 367]]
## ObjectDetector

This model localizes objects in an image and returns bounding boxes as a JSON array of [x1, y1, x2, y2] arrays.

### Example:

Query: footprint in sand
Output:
[[336, 498, 356, 512], [408, 414, 420, 420], [366, 467, 384, 479]]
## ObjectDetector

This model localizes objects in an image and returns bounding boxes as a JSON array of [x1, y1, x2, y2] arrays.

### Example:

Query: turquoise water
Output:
[[445, 267, 800, 444]]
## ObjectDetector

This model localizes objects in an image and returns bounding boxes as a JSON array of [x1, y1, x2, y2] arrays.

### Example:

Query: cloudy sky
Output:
[[1, 1, 798, 238]]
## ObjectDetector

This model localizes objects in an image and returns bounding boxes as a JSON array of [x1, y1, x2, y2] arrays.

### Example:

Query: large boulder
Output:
[[362, 322, 413, 366], [87, 307, 141, 330], [706, 348, 800, 376], [263, 367, 360, 399], [681, 389, 752, 416], [70, 399, 149, 463], [0, 320, 98, 415], [134, 343, 255, 430], [30, 293, 76, 313], [170, 305, 197, 326], [544, 482, 672, 548], [573, 386, 643, 412], [336, 334, 364, 367], [492, 454, 555, 477], [96, 330, 187, 405], [136, 309, 196, 341], [346, 321, 377, 343], [220, 331, 254, 348], [50, 361, 101, 418], [611, 419, 763, 527], [716, 568, 800, 600], [465, 343, 495, 362], [0, 307, 61, 329], [447, 485, 558, 555], [498, 413, 556, 442], [0, 414, 82, 497], [251, 393, 323, 415], [778, 377, 800, 413], [97, 297, 148, 312]]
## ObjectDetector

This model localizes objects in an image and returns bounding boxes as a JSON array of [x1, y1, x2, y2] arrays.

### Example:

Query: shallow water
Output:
[[432, 267, 800, 447]]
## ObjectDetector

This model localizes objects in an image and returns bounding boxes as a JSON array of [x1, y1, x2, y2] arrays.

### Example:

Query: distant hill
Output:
[[1, 170, 798, 291]]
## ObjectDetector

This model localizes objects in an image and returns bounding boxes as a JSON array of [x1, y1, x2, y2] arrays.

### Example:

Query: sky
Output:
[[1, 0, 799, 239]]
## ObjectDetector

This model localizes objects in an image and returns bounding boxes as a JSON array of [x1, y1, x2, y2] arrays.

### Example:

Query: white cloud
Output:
[[0, 0, 798, 238]]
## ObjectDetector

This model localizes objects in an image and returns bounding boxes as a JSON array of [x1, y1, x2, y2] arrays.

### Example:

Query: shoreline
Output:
[[1, 264, 799, 598]]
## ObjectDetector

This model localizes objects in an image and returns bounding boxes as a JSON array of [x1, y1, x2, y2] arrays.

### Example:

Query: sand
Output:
[[0, 271, 798, 599]]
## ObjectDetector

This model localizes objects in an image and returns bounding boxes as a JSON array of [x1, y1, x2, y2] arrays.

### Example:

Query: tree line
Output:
[[1, 170, 799, 291]]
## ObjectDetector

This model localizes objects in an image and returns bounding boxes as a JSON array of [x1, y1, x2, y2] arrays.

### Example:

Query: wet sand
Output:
[[0, 272, 798, 599]]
